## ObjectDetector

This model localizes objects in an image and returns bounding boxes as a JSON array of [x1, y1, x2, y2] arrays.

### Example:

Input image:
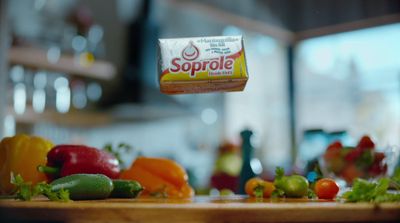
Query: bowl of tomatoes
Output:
[[319, 135, 400, 185]]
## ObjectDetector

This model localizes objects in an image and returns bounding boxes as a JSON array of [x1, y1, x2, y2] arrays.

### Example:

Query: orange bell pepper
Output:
[[120, 157, 194, 198], [0, 134, 53, 194]]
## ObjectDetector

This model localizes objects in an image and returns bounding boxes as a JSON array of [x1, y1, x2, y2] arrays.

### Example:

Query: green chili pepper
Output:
[[110, 180, 143, 198], [50, 174, 113, 200]]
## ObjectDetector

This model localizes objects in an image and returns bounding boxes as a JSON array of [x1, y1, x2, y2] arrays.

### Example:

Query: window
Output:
[[224, 28, 291, 170], [295, 23, 400, 160]]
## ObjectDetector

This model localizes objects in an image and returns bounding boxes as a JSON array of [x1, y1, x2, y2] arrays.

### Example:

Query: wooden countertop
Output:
[[1, 196, 399, 223]]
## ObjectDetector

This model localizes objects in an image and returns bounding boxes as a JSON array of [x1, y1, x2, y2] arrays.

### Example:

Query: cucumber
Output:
[[110, 180, 143, 198], [50, 174, 113, 200]]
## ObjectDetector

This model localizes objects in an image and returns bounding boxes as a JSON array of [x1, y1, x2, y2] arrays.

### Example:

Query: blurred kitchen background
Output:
[[0, 0, 399, 190]]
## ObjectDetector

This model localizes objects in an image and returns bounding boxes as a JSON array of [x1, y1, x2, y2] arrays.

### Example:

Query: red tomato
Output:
[[315, 178, 340, 199], [374, 152, 385, 162], [357, 135, 375, 151], [341, 164, 363, 183], [327, 141, 343, 152], [344, 149, 362, 162]]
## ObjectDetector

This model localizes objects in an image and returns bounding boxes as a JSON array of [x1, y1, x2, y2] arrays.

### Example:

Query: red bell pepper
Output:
[[38, 145, 120, 180]]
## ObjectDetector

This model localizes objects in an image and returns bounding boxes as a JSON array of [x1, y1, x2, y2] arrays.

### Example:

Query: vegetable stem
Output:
[[37, 165, 60, 175]]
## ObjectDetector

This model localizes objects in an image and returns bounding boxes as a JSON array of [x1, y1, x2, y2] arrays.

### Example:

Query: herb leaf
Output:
[[342, 178, 400, 203], [392, 167, 400, 188], [10, 173, 70, 202], [271, 188, 285, 198], [103, 142, 133, 169], [275, 167, 284, 180], [273, 167, 287, 197], [307, 188, 317, 199], [254, 185, 264, 198], [10, 173, 33, 201]]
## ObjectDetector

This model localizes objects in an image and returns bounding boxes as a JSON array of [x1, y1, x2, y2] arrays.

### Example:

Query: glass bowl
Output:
[[319, 144, 400, 187]]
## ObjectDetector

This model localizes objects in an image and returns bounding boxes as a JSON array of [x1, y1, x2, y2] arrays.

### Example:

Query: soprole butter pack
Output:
[[158, 36, 249, 94]]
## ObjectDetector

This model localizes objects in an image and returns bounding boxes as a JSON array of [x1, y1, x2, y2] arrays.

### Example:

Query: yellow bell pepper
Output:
[[0, 134, 53, 194]]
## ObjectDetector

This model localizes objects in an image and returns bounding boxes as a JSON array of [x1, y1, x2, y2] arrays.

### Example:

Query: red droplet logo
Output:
[[182, 41, 200, 61]]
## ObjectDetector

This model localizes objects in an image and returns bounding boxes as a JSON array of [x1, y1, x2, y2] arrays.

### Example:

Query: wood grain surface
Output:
[[1, 196, 399, 223]]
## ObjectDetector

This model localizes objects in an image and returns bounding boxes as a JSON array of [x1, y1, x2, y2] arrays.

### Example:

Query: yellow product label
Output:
[[158, 36, 249, 94], [160, 50, 247, 82]]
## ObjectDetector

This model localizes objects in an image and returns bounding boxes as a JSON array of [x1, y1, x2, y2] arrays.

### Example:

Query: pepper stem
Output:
[[37, 165, 60, 175]]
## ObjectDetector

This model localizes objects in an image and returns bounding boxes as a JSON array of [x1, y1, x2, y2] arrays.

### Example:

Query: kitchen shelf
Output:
[[7, 106, 112, 127], [8, 46, 116, 80], [110, 103, 192, 121], [7, 103, 190, 127]]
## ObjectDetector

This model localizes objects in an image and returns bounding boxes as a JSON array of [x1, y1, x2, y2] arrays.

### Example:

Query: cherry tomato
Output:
[[245, 177, 275, 198], [315, 178, 339, 199], [327, 141, 343, 152], [357, 135, 375, 151]]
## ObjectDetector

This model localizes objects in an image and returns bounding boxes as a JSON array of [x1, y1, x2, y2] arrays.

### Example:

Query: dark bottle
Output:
[[238, 129, 257, 194]]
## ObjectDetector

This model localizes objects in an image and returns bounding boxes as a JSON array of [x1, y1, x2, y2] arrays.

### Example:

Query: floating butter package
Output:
[[158, 36, 249, 94]]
